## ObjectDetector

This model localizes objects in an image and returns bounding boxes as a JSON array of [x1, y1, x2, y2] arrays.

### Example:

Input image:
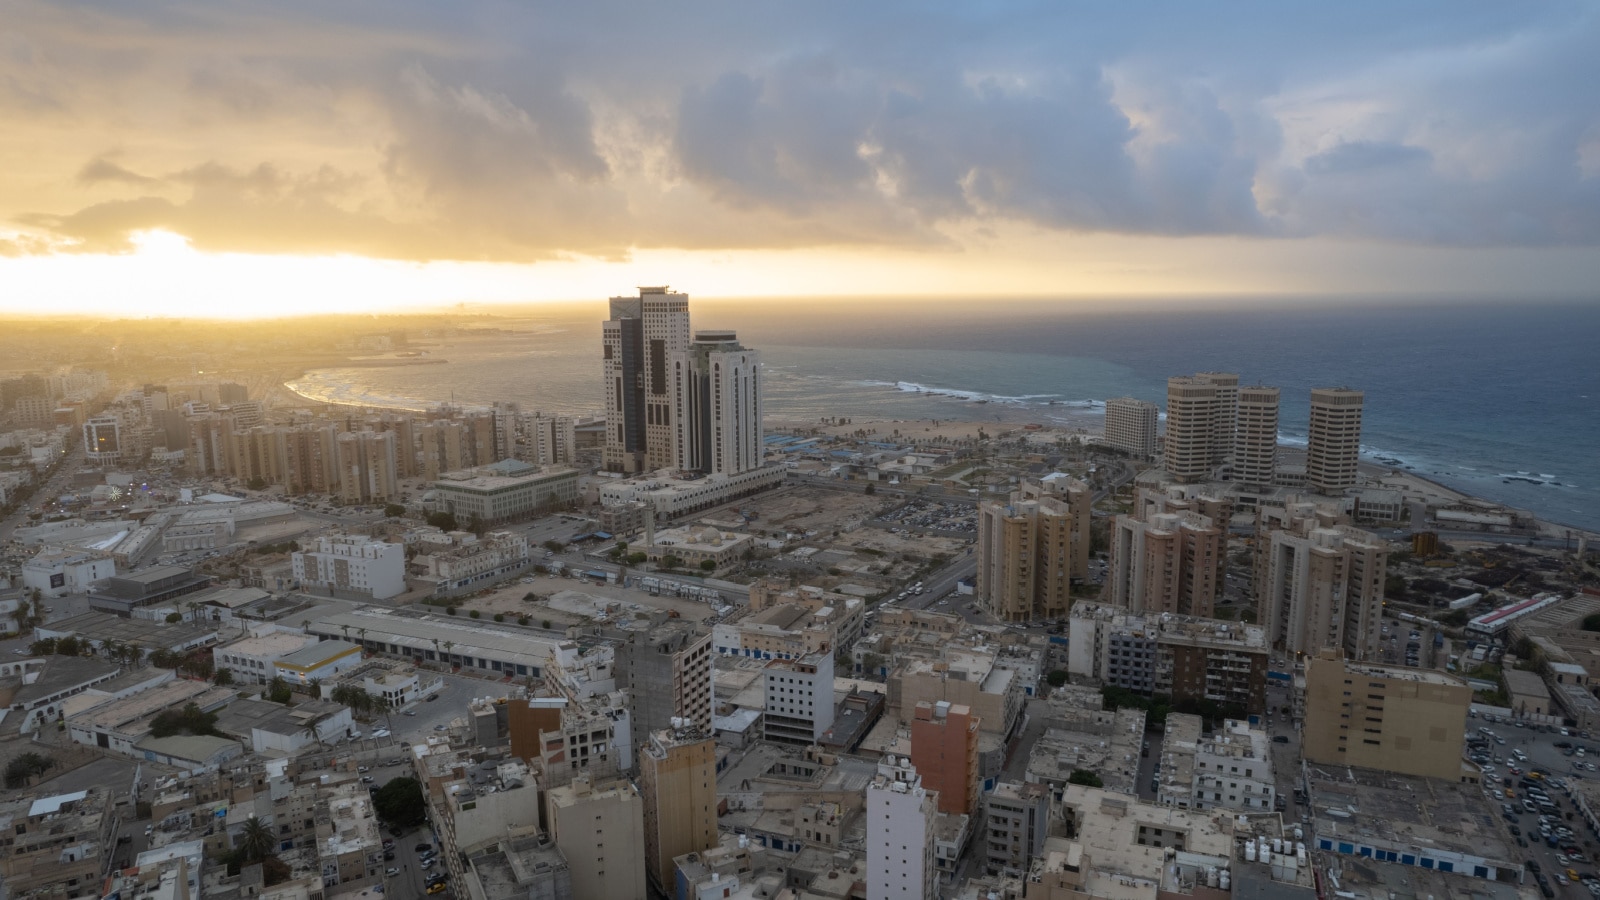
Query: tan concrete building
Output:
[[1103, 397, 1158, 459], [0, 787, 116, 898], [604, 286, 691, 474], [1232, 385, 1279, 486], [1303, 649, 1470, 779], [1255, 501, 1386, 661], [639, 726, 718, 894], [911, 700, 980, 816], [976, 474, 1091, 623], [1163, 373, 1237, 482], [546, 775, 647, 900], [1306, 387, 1364, 494], [1106, 487, 1227, 618], [335, 429, 399, 504]]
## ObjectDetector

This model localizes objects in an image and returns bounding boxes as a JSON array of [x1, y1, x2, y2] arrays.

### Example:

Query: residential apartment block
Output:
[[1303, 649, 1470, 779], [1068, 601, 1269, 715], [976, 474, 1092, 623], [911, 700, 980, 816], [639, 726, 719, 895], [1254, 501, 1386, 661], [1103, 396, 1158, 459], [867, 755, 939, 900], [1106, 486, 1228, 618]]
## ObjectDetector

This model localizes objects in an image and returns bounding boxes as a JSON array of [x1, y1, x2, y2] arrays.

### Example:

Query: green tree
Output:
[[426, 511, 458, 532], [246, 476, 267, 491], [699, 559, 717, 572], [1067, 769, 1103, 788], [864, 483, 876, 495], [384, 503, 406, 518], [149, 702, 223, 738], [661, 554, 682, 570], [493, 613, 504, 622], [373, 776, 428, 827], [166, 612, 183, 623], [446, 606, 457, 616], [469, 609, 481, 619], [1583, 613, 1600, 633], [1046, 670, 1069, 688], [544, 540, 567, 553], [3, 752, 55, 788], [267, 677, 293, 705], [213, 668, 235, 686], [237, 815, 276, 862]]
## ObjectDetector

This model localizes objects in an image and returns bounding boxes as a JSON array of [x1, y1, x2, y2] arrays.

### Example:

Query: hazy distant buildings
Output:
[[976, 474, 1092, 623], [1103, 397, 1158, 459], [1254, 501, 1386, 661], [335, 430, 398, 504], [1306, 387, 1364, 494], [1232, 386, 1280, 485], [671, 330, 762, 475]]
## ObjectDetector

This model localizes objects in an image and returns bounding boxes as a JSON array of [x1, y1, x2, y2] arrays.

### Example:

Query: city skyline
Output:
[[1, 2, 1598, 317]]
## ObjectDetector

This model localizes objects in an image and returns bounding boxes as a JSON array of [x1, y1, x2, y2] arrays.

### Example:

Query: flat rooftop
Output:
[[1303, 765, 1517, 865], [39, 611, 217, 649]]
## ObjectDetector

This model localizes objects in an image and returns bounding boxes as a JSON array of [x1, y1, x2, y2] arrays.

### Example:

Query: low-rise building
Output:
[[213, 630, 318, 685], [417, 529, 531, 594], [641, 524, 754, 574], [273, 639, 364, 686], [21, 547, 115, 598], [1026, 784, 1236, 900], [292, 535, 405, 599], [983, 781, 1050, 877], [597, 466, 785, 520], [0, 788, 118, 898], [431, 460, 580, 526], [1158, 715, 1275, 811]]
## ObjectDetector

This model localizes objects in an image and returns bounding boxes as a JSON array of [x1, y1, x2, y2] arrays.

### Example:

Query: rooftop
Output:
[[275, 639, 361, 670], [1302, 764, 1517, 866]]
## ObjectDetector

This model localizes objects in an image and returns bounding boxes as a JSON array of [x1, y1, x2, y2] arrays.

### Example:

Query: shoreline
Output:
[[276, 373, 1596, 541]]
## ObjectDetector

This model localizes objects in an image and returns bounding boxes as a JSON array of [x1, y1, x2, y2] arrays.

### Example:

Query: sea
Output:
[[286, 298, 1600, 534]]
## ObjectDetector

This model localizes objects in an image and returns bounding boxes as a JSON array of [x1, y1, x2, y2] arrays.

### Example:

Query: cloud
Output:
[[1, 0, 1597, 262]]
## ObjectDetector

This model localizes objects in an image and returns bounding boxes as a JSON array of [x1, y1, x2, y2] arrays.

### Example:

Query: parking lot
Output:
[[874, 498, 977, 535], [1470, 715, 1600, 896]]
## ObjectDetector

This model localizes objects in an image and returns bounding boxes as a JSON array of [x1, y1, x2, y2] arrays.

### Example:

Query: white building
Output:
[[867, 755, 939, 900], [1192, 719, 1275, 811], [83, 416, 127, 465], [671, 331, 762, 476], [292, 535, 405, 599], [597, 466, 785, 520], [761, 651, 834, 746], [22, 549, 116, 598], [520, 413, 577, 467], [420, 530, 530, 593], [213, 631, 317, 685], [430, 461, 580, 526]]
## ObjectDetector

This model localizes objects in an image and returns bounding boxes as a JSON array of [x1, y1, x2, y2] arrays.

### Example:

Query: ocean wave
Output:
[[858, 380, 1104, 408]]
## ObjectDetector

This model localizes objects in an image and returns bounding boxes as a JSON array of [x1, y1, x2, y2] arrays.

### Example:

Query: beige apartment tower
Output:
[[639, 726, 718, 895], [976, 475, 1092, 623], [1306, 387, 1364, 494], [1232, 386, 1279, 485], [1105, 487, 1228, 618], [1254, 502, 1386, 661], [545, 775, 647, 900], [1103, 397, 1159, 459], [1302, 649, 1469, 779], [1197, 372, 1238, 464]]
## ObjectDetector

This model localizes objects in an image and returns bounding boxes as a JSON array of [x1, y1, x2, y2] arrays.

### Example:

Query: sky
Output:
[[2, 1, 1598, 317]]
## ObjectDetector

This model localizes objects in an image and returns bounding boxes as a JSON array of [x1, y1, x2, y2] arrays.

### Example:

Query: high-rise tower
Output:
[[603, 287, 690, 474], [1232, 386, 1280, 486], [1306, 387, 1363, 494], [671, 330, 762, 475]]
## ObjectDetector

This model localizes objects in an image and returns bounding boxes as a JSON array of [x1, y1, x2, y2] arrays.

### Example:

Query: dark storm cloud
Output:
[[2, 0, 1597, 260]]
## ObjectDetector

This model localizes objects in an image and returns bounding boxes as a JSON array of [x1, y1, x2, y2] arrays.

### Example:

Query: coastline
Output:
[[275, 373, 1596, 541]]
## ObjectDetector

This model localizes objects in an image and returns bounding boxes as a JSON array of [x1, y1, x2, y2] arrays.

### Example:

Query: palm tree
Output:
[[431, 637, 440, 663], [237, 815, 275, 863]]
